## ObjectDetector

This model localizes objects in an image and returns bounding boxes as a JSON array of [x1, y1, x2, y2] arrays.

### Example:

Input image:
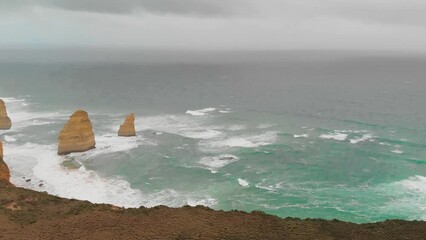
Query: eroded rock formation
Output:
[[118, 113, 136, 137], [58, 110, 96, 155], [0, 99, 12, 130], [0, 141, 11, 182]]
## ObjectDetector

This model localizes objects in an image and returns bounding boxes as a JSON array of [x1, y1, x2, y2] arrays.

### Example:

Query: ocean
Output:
[[0, 49, 425, 223]]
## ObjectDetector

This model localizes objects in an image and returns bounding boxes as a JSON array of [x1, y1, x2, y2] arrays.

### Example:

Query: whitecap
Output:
[[238, 178, 250, 187], [294, 134, 308, 138], [199, 154, 239, 172], [255, 183, 276, 191], [391, 149, 404, 154], [319, 132, 348, 141], [349, 134, 374, 144], [181, 130, 223, 139], [136, 114, 222, 140], [199, 131, 278, 151], [185, 108, 216, 116]]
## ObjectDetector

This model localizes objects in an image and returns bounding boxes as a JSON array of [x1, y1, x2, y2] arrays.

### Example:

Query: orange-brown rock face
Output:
[[0, 141, 11, 182], [118, 113, 136, 137], [0, 99, 12, 130], [58, 110, 96, 155]]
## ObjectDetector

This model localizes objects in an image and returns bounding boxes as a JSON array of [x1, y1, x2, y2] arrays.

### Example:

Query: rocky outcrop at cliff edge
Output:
[[58, 110, 96, 155], [0, 99, 12, 130], [0, 141, 10, 182], [118, 113, 136, 137]]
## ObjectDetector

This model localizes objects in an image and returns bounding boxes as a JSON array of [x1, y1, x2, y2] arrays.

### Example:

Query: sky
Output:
[[1, 0, 426, 51]]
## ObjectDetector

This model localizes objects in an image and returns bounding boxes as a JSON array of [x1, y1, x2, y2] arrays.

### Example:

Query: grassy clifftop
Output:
[[0, 180, 425, 240]]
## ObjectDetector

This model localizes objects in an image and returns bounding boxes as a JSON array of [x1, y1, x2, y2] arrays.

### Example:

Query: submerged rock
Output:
[[0, 141, 11, 182], [0, 99, 12, 130], [118, 113, 136, 137], [58, 110, 96, 155]]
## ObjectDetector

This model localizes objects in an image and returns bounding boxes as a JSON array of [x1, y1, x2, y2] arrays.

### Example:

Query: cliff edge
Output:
[[0, 182, 425, 240]]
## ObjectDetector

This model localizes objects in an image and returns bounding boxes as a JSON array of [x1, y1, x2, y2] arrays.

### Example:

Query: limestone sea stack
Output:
[[0, 99, 12, 130], [58, 110, 96, 155], [118, 113, 136, 137], [0, 141, 11, 182]]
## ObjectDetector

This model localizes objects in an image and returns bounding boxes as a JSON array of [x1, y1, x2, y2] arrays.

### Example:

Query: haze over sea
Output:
[[1, 49, 425, 223]]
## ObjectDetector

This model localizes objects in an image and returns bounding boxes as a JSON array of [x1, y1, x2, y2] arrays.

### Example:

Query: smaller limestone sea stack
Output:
[[0, 99, 12, 130], [0, 141, 11, 182], [58, 110, 96, 155], [118, 113, 136, 137]]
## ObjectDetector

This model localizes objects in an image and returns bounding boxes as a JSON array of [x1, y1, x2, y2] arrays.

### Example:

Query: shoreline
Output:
[[1, 180, 425, 240]]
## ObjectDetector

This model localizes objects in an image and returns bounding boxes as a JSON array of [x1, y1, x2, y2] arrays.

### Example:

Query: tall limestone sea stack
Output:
[[118, 113, 136, 137], [58, 110, 96, 155], [0, 99, 12, 130], [0, 141, 11, 182]]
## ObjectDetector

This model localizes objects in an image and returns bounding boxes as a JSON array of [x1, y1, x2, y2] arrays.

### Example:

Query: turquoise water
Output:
[[0, 50, 425, 223]]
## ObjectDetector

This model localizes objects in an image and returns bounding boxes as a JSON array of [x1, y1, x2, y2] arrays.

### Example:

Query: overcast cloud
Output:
[[1, 0, 425, 51]]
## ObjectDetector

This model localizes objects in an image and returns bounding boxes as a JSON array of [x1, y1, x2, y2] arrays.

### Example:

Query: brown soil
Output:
[[0, 180, 425, 240]]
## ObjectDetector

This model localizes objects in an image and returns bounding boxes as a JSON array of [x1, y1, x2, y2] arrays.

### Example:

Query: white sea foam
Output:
[[70, 134, 147, 158], [181, 130, 223, 139], [4, 135, 17, 142], [319, 132, 348, 141], [379, 142, 392, 146], [186, 108, 216, 116], [399, 175, 426, 193], [136, 114, 222, 140], [5, 142, 217, 208], [349, 134, 374, 144], [199, 131, 278, 152], [294, 134, 309, 138], [199, 154, 239, 172], [381, 176, 426, 220], [2, 97, 26, 103], [391, 149, 404, 154], [238, 178, 250, 187]]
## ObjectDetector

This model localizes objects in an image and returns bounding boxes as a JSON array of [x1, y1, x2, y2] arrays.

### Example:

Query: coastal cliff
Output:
[[0, 100, 12, 130], [0, 181, 425, 240], [58, 110, 96, 155], [118, 113, 136, 137], [0, 141, 10, 182]]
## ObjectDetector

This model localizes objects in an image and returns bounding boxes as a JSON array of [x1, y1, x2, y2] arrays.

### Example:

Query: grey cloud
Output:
[[0, 0, 239, 16]]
